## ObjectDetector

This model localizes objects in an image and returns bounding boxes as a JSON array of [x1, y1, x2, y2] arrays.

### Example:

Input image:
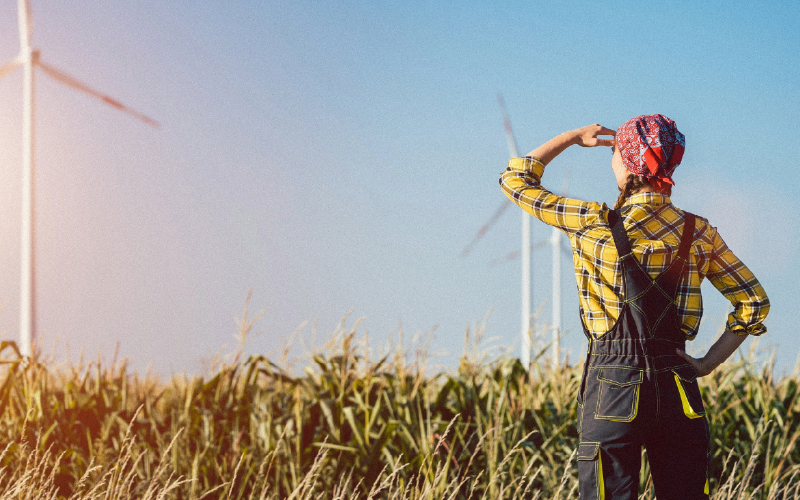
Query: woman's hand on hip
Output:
[[676, 330, 748, 378], [675, 349, 714, 377]]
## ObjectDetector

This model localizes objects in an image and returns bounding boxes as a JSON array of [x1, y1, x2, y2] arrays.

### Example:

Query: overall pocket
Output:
[[577, 442, 605, 500], [672, 365, 706, 419], [594, 367, 643, 422]]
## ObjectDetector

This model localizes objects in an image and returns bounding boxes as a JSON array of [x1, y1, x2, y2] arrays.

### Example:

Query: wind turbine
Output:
[[468, 96, 571, 367], [487, 198, 571, 366], [462, 95, 532, 367], [497, 95, 533, 368], [0, 0, 159, 357]]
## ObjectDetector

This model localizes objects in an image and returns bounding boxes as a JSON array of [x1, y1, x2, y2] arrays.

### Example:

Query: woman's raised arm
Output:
[[526, 124, 615, 165]]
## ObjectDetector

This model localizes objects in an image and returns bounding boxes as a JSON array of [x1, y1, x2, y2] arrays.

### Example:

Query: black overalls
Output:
[[576, 209, 710, 500]]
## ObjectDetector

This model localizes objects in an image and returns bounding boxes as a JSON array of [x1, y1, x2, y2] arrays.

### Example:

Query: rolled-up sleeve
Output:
[[705, 227, 770, 336], [499, 156, 603, 234]]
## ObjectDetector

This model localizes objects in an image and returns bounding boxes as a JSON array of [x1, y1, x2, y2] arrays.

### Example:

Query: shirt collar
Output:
[[622, 192, 672, 208]]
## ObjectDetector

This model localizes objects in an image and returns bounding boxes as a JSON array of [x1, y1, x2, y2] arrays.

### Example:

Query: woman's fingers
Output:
[[597, 126, 616, 136], [676, 349, 709, 376], [676, 348, 698, 368], [580, 137, 614, 148], [574, 124, 616, 147], [592, 125, 616, 147]]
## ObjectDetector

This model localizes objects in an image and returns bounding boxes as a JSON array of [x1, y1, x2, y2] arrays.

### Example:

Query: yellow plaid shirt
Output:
[[499, 157, 769, 340]]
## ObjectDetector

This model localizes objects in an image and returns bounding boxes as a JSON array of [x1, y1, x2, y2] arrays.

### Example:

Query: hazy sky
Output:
[[0, 1, 797, 374]]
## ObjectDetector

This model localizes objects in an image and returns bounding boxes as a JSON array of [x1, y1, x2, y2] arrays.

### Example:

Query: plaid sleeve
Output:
[[705, 227, 770, 336], [499, 157, 603, 234]]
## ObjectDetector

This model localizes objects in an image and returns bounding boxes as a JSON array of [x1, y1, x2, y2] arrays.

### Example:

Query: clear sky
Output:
[[0, 1, 797, 374]]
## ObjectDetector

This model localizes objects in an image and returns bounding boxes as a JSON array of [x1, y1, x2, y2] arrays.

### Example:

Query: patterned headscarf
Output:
[[615, 114, 685, 194]]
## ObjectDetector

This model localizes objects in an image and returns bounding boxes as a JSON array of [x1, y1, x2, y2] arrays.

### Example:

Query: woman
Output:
[[499, 115, 769, 500]]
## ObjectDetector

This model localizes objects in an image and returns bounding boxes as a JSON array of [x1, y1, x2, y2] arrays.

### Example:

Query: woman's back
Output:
[[499, 156, 768, 341]]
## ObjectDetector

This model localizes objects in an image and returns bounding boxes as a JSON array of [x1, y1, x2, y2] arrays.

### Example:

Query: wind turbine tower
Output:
[[550, 225, 561, 362], [0, 0, 159, 357], [497, 95, 532, 368], [463, 97, 572, 369], [549, 174, 570, 366]]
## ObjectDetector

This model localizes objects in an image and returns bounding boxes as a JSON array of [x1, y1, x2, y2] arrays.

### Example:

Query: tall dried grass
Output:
[[0, 306, 798, 499]]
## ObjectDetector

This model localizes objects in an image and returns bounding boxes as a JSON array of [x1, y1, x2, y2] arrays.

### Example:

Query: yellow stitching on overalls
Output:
[[595, 377, 640, 422], [596, 368, 644, 385], [623, 280, 657, 303], [590, 354, 690, 362], [605, 385, 639, 422], [628, 301, 647, 318], [626, 301, 657, 338], [650, 279, 675, 301], [674, 373, 704, 419], [626, 256, 668, 299], [651, 296, 676, 332], [589, 364, 630, 371], [592, 338, 683, 344], [592, 364, 691, 373]]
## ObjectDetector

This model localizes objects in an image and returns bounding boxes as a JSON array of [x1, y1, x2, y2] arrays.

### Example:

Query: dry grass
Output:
[[0, 308, 798, 499]]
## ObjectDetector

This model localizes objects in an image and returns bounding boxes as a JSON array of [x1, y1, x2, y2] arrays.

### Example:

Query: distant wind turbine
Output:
[[489, 207, 571, 366], [497, 94, 533, 368], [461, 95, 532, 367], [488, 234, 570, 268], [478, 154, 572, 366], [0, 0, 159, 357]]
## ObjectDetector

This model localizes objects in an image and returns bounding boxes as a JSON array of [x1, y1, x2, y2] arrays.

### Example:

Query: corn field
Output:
[[0, 311, 799, 499]]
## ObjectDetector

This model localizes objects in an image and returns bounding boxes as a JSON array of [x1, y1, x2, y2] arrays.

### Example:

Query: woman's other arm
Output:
[[676, 226, 770, 376], [676, 331, 748, 377]]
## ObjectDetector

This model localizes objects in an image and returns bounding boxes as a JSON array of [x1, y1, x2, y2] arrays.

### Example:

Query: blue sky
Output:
[[0, 1, 797, 373]]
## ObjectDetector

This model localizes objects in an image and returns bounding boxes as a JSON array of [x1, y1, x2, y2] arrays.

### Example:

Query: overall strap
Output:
[[608, 209, 633, 259], [678, 212, 696, 260]]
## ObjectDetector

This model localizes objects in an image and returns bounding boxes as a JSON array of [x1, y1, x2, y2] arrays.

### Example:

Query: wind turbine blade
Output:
[[489, 250, 518, 267], [460, 200, 511, 257], [498, 94, 520, 158], [462, 95, 523, 258], [37, 61, 160, 128], [488, 240, 549, 267], [0, 58, 22, 81], [18, 0, 33, 50]]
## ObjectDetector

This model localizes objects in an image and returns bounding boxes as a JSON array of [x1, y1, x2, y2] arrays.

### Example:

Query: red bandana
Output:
[[616, 114, 685, 194]]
